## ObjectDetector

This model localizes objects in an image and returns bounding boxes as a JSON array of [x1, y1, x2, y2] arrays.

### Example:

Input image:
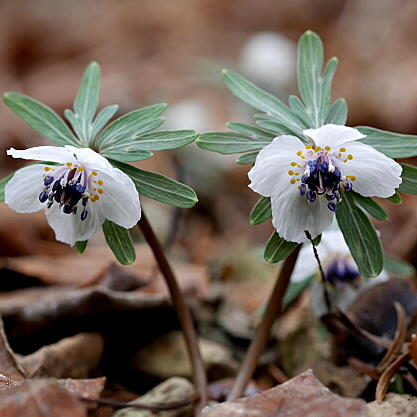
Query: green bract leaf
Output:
[[222, 70, 303, 136], [100, 149, 153, 163], [102, 220, 136, 265], [90, 104, 119, 140], [357, 127, 417, 158], [98, 104, 167, 147], [3, 92, 79, 146], [196, 132, 272, 154], [297, 31, 338, 127], [126, 130, 197, 151], [351, 191, 388, 221], [110, 160, 198, 208], [74, 62, 100, 140], [283, 276, 313, 309], [336, 191, 383, 277], [326, 98, 348, 125], [312, 234, 322, 246], [256, 119, 304, 138], [0, 172, 13, 203], [264, 232, 298, 263], [236, 151, 259, 165], [75, 240, 88, 254], [249, 197, 272, 225], [384, 256, 415, 278], [387, 192, 402, 204], [398, 163, 417, 195], [226, 122, 276, 139], [287, 95, 311, 127], [64, 109, 84, 141]]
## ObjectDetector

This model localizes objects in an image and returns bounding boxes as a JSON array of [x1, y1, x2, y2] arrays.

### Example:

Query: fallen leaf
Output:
[[0, 379, 86, 417], [0, 317, 26, 381], [201, 370, 368, 417], [19, 332, 104, 378], [59, 377, 106, 400]]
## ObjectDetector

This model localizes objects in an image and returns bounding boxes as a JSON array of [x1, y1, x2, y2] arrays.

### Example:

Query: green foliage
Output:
[[387, 192, 402, 204], [351, 192, 388, 221], [111, 160, 198, 208], [102, 220, 136, 265], [264, 232, 298, 263], [336, 192, 383, 277], [236, 151, 259, 165], [325, 98, 348, 125], [249, 196, 272, 225], [283, 276, 313, 309], [297, 31, 338, 128], [3, 93, 79, 146], [357, 127, 417, 158], [398, 163, 417, 195], [384, 256, 415, 278], [0, 172, 13, 203], [75, 240, 88, 254]]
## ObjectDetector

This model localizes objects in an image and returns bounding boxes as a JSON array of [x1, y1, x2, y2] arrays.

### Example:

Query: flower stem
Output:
[[305, 231, 332, 312], [137, 211, 207, 414], [226, 245, 301, 401]]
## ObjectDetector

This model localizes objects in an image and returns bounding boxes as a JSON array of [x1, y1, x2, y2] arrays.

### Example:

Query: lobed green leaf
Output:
[[196, 132, 272, 154], [101, 149, 153, 163], [90, 104, 119, 140], [102, 220, 136, 265], [226, 122, 275, 139], [336, 191, 384, 277], [326, 98, 348, 125], [111, 160, 198, 208], [357, 127, 417, 158], [3, 92, 79, 146], [236, 151, 259, 165], [222, 70, 303, 135], [98, 104, 167, 146], [126, 130, 197, 151], [0, 173, 13, 203], [264, 232, 298, 263], [74, 62, 101, 140], [387, 192, 402, 204]]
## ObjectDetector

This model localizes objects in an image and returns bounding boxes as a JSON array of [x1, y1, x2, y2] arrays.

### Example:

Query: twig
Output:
[[227, 245, 301, 401], [137, 211, 207, 415], [79, 394, 197, 410], [305, 231, 331, 313]]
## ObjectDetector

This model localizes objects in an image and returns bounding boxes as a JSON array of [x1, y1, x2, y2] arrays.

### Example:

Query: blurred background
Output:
[[1, 0, 417, 264], [1, 0, 417, 409]]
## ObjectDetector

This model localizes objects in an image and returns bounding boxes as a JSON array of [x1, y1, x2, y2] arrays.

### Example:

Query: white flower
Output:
[[248, 124, 402, 243], [292, 229, 388, 316], [5, 145, 141, 246]]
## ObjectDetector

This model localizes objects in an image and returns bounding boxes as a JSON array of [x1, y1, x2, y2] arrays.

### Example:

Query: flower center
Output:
[[38, 162, 104, 221], [288, 145, 356, 212], [324, 256, 360, 288]]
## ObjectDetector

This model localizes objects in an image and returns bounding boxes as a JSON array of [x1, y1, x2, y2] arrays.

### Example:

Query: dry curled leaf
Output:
[[201, 370, 368, 417]]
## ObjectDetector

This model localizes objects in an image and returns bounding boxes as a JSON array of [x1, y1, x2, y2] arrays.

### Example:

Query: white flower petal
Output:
[[342, 141, 402, 197], [96, 168, 141, 229], [248, 135, 304, 196], [5, 164, 47, 213], [7, 146, 75, 164], [65, 146, 115, 173], [303, 124, 366, 148], [291, 244, 318, 282], [45, 203, 105, 246], [271, 188, 334, 243]]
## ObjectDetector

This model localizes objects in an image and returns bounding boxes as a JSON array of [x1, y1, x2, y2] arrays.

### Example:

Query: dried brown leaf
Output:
[[202, 370, 368, 417], [58, 377, 106, 400], [20, 332, 104, 378], [0, 379, 86, 417]]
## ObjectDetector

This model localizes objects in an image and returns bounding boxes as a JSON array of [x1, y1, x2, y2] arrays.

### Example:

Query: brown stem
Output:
[[227, 245, 301, 401], [137, 211, 207, 415]]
